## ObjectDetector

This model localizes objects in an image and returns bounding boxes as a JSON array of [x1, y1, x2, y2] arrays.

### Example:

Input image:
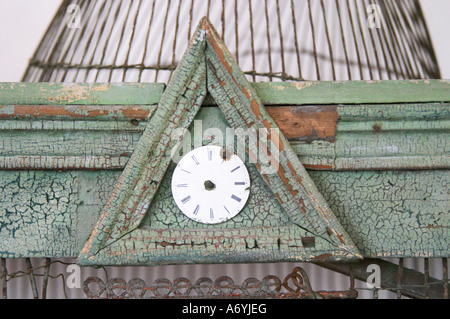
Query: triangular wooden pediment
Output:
[[78, 18, 361, 266]]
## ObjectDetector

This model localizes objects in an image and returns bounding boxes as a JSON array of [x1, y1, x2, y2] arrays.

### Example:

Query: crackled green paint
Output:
[[0, 82, 164, 105], [0, 18, 448, 262], [0, 103, 447, 171], [140, 108, 292, 230], [1, 168, 447, 258], [0, 102, 447, 259], [76, 18, 362, 266], [77, 21, 208, 265], [0, 170, 78, 257], [310, 170, 449, 257], [224, 80, 450, 106]]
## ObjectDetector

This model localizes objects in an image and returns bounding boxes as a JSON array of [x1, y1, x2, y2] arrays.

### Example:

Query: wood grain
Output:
[[266, 105, 337, 142]]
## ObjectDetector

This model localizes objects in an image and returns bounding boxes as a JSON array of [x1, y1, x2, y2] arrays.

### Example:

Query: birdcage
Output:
[[0, 0, 448, 300]]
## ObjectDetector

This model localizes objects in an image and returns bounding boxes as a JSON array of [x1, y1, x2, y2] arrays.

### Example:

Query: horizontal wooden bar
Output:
[[0, 81, 448, 171], [0, 104, 156, 120], [0, 82, 165, 105], [204, 80, 450, 105], [0, 155, 129, 170], [1, 80, 448, 106], [0, 103, 447, 171]]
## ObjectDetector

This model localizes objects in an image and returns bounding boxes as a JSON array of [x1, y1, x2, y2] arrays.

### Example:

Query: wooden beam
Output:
[[203, 80, 450, 105], [0, 82, 165, 105], [1, 80, 448, 107]]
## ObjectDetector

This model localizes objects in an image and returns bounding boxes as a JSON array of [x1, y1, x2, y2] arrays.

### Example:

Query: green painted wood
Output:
[[0, 104, 156, 121], [1, 81, 448, 107], [77, 17, 362, 266], [1, 103, 446, 171], [0, 83, 165, 105], [1, 169, 447, 258], [78, 19, 209, 265], [0, 170, 119, 258], [0, 18, 447, 263], [0, 101, 446, 259], [310, 170, 449, 258], [1, 105, 445, 259], [202, 18, 360, 264], [0, 103, 447, 171], [203, 79, 450, 105]]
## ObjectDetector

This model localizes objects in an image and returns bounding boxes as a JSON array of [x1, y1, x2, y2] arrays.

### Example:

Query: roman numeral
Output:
[[231, 195, 242, 202], [210, 208, 214, 219], [208, 148, 212, 161], [191, 155, 199, 165], [177, 184, 188, 188], [224, 205, 230, 214], [180, 169, 190, 174], [234, 182, 246, 185], [181, 196, 191, 204], [193, 205, 200, 215], [231, 166, 240, 173]]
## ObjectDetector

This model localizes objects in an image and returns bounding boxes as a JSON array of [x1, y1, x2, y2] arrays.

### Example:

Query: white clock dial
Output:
[[171, 145, 250, 224]]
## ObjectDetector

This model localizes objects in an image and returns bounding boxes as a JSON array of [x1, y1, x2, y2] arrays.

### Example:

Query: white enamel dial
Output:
[[171, 145, 250, 224]]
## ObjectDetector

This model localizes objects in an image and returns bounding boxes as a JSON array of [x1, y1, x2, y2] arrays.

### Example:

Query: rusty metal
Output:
[[83, 266, 357, 299], [443, 258, 448, 299], [396, 258, 404, 299], [318, 258, 450, 299], [23, 0, 440, 83], [1, 258, 6, 299], [41, 258, 51, 300], [25, 258, 39, 299]]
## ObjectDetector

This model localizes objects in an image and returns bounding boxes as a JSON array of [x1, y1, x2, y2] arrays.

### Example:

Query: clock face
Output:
[[171, 145, 251, 224]]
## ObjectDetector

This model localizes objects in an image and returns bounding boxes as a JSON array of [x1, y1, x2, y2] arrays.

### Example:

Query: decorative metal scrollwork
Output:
[[83, 267, 357, 299]]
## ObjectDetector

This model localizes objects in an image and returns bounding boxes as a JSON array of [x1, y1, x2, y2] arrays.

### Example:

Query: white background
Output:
[[0, 0, 449, 81]]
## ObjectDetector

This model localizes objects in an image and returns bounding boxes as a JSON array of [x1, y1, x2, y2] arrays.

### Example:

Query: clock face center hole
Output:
[[204, 180, 216, 191]]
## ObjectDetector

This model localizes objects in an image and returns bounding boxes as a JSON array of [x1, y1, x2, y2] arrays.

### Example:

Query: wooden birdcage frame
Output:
[[0, 0, 448, 299]]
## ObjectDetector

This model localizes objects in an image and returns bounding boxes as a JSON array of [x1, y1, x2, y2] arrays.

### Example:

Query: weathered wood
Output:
[[0, 156, 131, 170], [0, 18, 448, 263], [1, 168, 447, 258], [91, 226, 356, 266], [0, 82, 165, 105], [0, 101, 447, 261], [76, 17, 362, 266], [0, 170, 81, 258], [0, 103, 446, 171], [78, 18, 209, 265], [310, 169, 449, 257], [0, 104, 156, 120], [266, 105, 337, 141], [1, 81, 448, 108], [203, 17, 360, 263], [203, 80, 450, 105]]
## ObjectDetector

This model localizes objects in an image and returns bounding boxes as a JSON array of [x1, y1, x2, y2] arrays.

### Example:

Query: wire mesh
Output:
[[1, 0, 447, 299], [22, 0, 441, 83], [1, 257, 449, 299]]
